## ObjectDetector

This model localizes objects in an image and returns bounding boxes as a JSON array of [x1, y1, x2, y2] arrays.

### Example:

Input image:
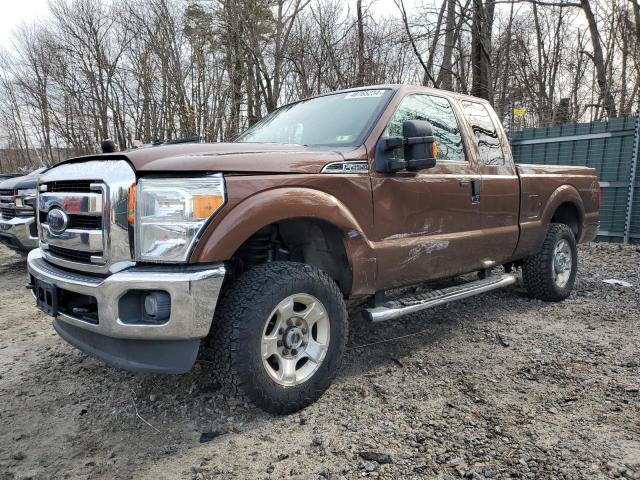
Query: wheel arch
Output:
[[551, 202, 581, 238], [190, 187, 375, 297], [541, 185, 585, 239], [232, 218, 354, 296]]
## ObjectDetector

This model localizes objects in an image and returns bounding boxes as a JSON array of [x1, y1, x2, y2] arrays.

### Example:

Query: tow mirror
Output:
[[375, 119, 437, 173]]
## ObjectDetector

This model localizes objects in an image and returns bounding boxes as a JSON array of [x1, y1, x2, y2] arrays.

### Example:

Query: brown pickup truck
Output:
[[27, 85, 599, 413]]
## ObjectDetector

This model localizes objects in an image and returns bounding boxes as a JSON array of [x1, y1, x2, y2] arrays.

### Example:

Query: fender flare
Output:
[[191, 187, 371, 264], [540, 184, 585, 232]]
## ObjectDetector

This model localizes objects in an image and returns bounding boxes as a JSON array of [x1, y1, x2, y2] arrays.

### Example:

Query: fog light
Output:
[[144, 291, 171, 321]]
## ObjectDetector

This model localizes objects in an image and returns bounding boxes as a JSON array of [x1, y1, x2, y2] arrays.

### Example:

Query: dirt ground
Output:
[[0, 242, 639, 480]]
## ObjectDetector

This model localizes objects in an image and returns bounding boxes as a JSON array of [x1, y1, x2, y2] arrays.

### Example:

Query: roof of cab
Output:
[[294, 83, 491, 106]]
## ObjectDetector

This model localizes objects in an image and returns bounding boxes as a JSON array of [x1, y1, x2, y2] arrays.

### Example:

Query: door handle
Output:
[[471, 179, 481, 204], [460, 178, 481, 204]]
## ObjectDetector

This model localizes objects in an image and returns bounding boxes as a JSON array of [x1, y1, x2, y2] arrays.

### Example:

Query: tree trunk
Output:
[[497, 0, 515, 117], [580, 0, 617, 117], [438, 0, 457, 91], [425, 0, 447, 87], [470, 0, 494, 102]]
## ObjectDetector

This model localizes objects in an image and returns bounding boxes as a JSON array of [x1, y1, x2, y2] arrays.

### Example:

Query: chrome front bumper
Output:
[[0, 215, 38, 251], [27, 249, 226, 373]]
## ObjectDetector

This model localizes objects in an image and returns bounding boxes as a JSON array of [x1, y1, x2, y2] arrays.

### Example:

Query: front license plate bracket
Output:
[[35, 280, 58, 317]]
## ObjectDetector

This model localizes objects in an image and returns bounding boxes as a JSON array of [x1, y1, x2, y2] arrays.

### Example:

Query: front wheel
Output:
[[522, 223, 578, 302], [209, 261, 348, 414]]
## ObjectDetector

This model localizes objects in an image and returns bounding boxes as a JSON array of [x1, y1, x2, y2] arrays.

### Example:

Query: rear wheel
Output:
[[209, 261, 347, 414], [522, 223, 577, 302]]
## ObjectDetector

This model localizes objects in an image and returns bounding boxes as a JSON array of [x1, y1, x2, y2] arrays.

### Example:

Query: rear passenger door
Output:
[[460, 100, 520, 265]]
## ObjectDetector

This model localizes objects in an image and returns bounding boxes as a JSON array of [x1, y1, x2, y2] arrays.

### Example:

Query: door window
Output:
[[386, 94, 466, 162], [461, 101, 505, 166]]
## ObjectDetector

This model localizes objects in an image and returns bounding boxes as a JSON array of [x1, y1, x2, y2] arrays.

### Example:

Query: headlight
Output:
[[15, 188, 37, 207], [135, 174, 225, 262]]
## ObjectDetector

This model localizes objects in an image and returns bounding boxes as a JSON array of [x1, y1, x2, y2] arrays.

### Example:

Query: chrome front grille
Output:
[[40, 184, 105, 263], [1, 189, 16, 219], [1, 206, 16, 219], [37, 160, 136, 274], [0, 188, 34, 220]]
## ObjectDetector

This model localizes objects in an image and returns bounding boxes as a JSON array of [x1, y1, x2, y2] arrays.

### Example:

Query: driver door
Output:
[[370, 93, 485, 291]]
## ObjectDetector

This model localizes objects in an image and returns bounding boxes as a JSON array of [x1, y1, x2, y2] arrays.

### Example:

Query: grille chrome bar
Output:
[[39, 192, 103, 216], [41, 225, 104, 254]]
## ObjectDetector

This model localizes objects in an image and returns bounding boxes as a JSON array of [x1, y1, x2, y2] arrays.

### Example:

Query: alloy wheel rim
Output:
[[553, 239, 572, 288], [261, 293, 330, 387]]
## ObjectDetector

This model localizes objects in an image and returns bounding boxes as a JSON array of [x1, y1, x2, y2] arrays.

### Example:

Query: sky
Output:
[[0, 0, 420, 50], [0, 0, 50, 50]]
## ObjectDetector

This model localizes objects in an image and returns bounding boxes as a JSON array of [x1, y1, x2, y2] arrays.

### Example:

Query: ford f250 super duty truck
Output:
[[27, 85, 599, 414]]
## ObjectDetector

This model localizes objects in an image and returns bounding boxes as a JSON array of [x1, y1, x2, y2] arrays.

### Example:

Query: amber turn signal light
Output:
[[432, 142, 438, 160], [127, 184, 136, 225], [192, 195, 224, 220]]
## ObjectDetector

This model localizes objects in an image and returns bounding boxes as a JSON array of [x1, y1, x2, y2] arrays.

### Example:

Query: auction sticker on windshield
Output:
[[344, 90, 386, 99]]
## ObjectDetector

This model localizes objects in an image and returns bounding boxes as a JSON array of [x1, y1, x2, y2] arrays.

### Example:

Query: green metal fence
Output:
[[510, 114, 640, 243]]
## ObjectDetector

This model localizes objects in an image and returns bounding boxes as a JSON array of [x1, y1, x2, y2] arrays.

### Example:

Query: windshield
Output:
[[236, 89, 392, 147]]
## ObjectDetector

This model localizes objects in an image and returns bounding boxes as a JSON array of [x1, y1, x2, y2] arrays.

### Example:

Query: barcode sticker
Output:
[[344, 90, 386, 99]]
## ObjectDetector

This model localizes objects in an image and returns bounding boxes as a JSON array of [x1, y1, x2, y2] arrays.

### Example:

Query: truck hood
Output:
[[99, 143, 346, 174], [0, 168, 45, 190]]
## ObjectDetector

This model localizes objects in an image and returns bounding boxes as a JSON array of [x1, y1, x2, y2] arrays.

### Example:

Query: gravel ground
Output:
[[0, 242, 639, 480]]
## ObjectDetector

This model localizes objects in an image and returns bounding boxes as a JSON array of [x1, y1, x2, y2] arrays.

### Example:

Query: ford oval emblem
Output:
[[47, 208, 69, 235]]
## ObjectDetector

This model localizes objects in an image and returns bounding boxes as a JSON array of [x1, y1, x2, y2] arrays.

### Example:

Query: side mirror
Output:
[[375, 119, 437, 173]]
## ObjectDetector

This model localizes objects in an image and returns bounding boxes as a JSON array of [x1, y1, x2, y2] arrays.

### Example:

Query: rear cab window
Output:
[[460, 100, 505, 166], [385, 94, 466, 162]]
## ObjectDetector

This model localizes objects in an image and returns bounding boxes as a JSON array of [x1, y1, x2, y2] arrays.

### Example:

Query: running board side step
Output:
[[363, 274, 518, 322]]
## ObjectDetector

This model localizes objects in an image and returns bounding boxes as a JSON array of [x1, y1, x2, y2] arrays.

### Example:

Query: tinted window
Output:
[[236, 89, 391, 147], [461, 100, 505, 166], [386, 94, 465, 161]]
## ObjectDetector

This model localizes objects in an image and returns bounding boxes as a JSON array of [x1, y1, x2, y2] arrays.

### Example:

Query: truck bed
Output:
[[513, 164, 600, 260]]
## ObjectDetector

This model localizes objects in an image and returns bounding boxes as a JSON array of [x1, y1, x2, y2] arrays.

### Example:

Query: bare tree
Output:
[[0, 0, 638, 171]]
